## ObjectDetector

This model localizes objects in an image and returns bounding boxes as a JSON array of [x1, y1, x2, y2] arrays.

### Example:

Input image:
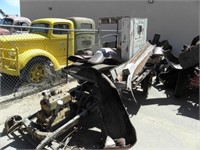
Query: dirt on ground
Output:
[[0, 80, 78, 126]]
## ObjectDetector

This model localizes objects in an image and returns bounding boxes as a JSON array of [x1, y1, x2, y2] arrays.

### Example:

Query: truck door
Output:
[[50, 23, 71, 67]]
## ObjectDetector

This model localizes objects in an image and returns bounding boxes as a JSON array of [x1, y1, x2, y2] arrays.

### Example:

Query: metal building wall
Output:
[[20, 0, 199, 55]]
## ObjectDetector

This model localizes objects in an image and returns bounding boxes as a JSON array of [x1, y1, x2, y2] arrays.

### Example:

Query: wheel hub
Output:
[[28, 64, 46, 83]]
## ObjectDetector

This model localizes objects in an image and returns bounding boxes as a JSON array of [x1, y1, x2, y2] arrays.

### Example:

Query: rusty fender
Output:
[[74, 67, 137, 148]]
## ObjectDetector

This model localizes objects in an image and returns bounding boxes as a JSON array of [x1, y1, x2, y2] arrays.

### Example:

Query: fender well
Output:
[[18, 49, 61, 71]]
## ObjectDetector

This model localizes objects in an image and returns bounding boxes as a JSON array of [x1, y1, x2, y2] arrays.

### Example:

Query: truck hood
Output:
[[0, 33, 47, 42]]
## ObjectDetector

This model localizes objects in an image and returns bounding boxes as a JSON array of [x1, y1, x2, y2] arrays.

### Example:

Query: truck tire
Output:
[[174, 70, 188, 97], [21, 57, 54, 84]]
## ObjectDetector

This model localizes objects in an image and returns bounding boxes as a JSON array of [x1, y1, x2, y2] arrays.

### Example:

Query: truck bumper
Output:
[[0, 63, 19, 76], [0, 48, 19, 76]]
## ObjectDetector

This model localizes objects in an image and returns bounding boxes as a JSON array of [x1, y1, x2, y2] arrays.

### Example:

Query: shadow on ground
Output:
[[122, 82, 199, 120], [0, 130, 35, 149], [0, 74, 21, 96]]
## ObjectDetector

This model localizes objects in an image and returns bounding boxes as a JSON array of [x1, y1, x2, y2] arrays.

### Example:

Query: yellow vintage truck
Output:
[[0, 17, 95, 83]]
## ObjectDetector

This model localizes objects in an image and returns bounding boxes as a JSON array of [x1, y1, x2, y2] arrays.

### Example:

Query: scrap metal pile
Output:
[[4, 66, 137, 149], [3, 39, 164, 149], [158, 35, 199, 97], [3, 15, 199, 149]]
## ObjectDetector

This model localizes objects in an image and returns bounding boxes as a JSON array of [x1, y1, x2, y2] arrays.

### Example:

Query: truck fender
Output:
[[18, 49, 61, 71]]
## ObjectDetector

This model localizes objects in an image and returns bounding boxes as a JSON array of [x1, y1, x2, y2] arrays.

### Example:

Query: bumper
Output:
[[0, 48, 19, 76], [0, 63, 19, 76]]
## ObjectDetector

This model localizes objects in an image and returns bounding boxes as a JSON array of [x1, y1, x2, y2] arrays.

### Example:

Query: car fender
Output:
[[18, 49, 61, 71]]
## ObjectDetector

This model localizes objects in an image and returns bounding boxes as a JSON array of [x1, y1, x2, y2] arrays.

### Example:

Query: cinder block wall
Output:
[[20, 0, 199, 55]]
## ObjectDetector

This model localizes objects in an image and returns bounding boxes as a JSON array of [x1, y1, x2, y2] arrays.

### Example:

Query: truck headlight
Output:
[[8, 51, 15, 57]]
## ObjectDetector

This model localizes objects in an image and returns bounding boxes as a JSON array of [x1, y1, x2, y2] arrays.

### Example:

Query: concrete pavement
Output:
[[0, 81, 199, 150]]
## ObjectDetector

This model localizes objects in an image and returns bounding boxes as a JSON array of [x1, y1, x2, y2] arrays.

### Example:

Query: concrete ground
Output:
[[0, 80, 199, 150], [129, 84, 199, 150]]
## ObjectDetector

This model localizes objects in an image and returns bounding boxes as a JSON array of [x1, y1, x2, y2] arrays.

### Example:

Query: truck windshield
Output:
[[0, 18, 14, 25], [30, 23, 49, 34]]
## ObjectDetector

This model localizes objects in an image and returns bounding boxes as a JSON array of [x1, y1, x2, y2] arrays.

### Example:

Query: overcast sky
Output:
[[0, 0, 20, 17]]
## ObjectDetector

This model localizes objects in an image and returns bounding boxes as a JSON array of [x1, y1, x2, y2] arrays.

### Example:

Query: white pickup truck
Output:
[[0, 13, 31, 35]]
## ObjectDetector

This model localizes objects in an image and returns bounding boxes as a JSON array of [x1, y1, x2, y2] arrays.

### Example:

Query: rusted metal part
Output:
[[4, 115, 22, 135], [162, 36, 199, 70], [4, 87, 79, 144], [73, 67, 137, 148], [162, 49, 182, 70], [36, 66, 137, 149], [132, 69, 151, 88], [110, 42, 155, 82], [110, 42, 156, 101], [126, 42, 155, 100], [158, 36, 199, 97], [4, 65, 136, 149], [124, 42, 155, 78], [5, 111, 53, 140], [36, 102, 97, 149], [179, 43, 199, 69]]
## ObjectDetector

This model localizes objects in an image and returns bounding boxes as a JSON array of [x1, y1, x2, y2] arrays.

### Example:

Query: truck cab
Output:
[[0, 17, 95, 83]]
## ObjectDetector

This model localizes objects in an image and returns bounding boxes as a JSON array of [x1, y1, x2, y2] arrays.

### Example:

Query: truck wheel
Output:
[[174, 70, 188, 97], [21, 58, 54, 84]]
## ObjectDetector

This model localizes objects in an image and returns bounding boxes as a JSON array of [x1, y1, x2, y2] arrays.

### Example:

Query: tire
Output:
[[21, 57, 54, 84], [174, 70, 188, 97]]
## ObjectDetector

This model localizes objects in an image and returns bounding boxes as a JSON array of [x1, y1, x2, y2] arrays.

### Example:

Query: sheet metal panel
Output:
[[121, 18, 147, 61]]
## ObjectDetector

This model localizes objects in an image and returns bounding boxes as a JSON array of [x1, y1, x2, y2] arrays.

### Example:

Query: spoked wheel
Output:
[[28, 63, 46, 83], [21, 57, 54, 84], [4, 115, 22, 134]]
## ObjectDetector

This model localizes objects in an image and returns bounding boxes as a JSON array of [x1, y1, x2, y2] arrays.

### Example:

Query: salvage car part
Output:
[[159, 35, 199, 97], [5, 67, 137, 149]]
